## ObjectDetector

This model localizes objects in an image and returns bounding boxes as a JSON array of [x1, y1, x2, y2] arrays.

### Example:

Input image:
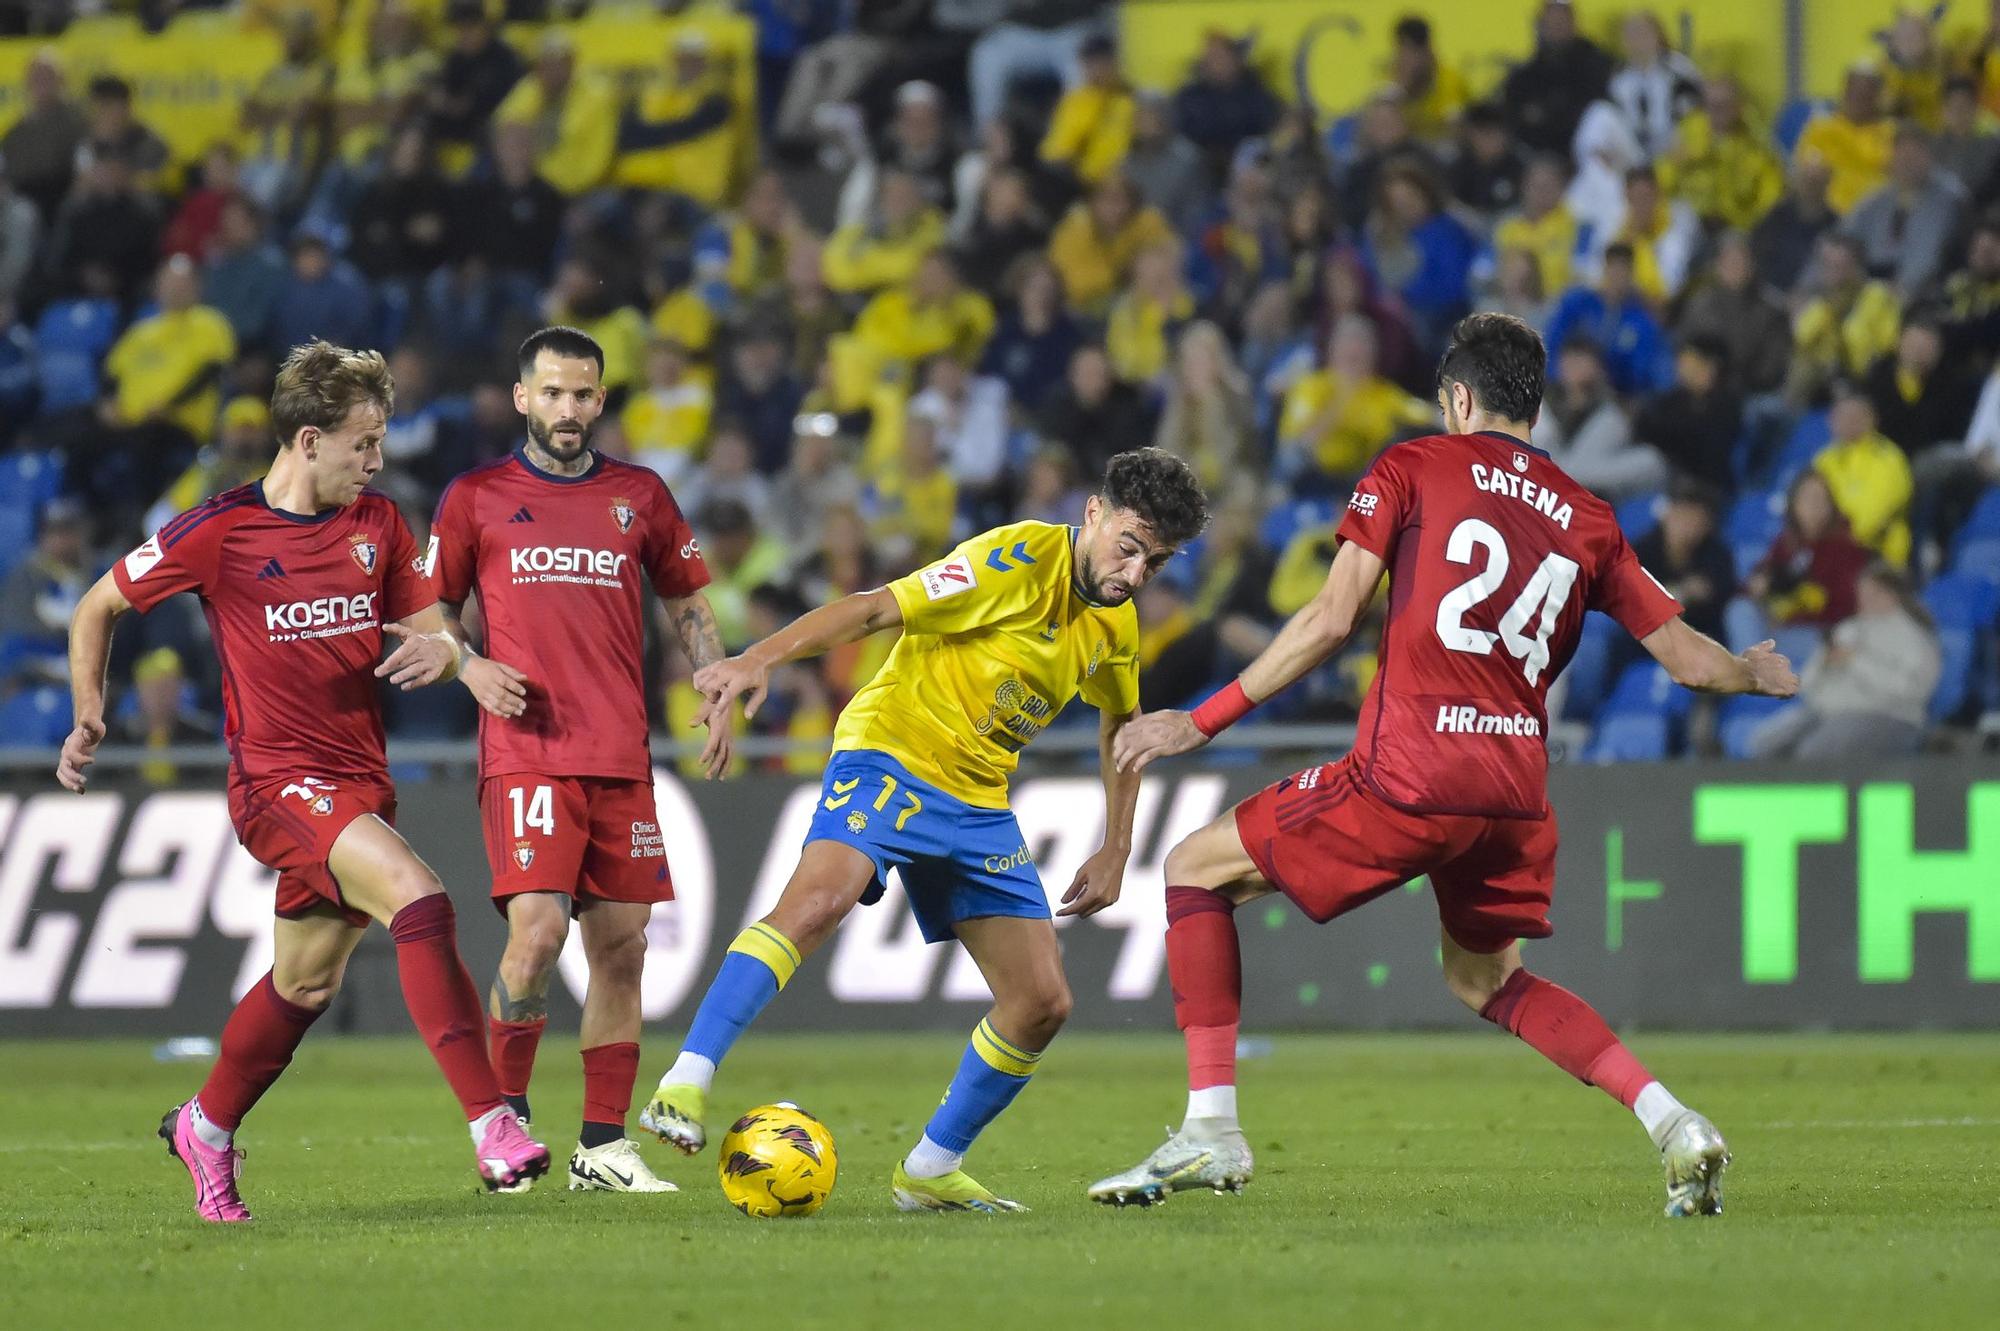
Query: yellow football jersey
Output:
[[834, 521, 1140, 809]]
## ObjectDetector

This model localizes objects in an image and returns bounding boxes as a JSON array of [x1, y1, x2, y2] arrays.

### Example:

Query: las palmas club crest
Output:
[[610, 498, 635, 533], [348, 533, 378, 574]]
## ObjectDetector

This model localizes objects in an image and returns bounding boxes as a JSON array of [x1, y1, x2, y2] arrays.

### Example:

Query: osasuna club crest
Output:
[[513, 840, 535, 870], [348, 533, 378, 574], [610, 498, 635, 533], [1512, 452, 1530, 473]]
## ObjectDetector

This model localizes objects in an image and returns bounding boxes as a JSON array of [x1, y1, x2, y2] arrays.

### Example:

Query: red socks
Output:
[[196, 973, 324, 1131], [1166, 886, 1242, 1090], [581, 1041, 641, 1130], [390, 895, 505, 1120], [489, 1018, 546, 1101], [1479, 969, 1655, 1108]]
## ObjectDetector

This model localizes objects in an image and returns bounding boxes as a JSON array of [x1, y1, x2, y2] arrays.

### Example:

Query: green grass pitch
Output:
[[3, 1033, 1997, 1330]]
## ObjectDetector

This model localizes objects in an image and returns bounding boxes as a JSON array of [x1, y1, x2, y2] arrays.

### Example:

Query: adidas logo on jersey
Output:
[[255, 558, 286, 580], [507, 507, 535, 524]]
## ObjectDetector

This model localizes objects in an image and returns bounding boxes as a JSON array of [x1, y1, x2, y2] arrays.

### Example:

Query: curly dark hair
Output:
[[1436, 312, 1545, 425], [1099, 447, 1210, 547]]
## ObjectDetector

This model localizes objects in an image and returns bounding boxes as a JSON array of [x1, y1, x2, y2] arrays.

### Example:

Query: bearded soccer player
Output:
[[58, 341, 550, 1222], [640, 449, 1208, 1211], [1088, 314, 1800, 1218], [429, 327, 723, 1194]]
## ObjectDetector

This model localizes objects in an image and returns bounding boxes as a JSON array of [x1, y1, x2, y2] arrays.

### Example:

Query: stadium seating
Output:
[[0, 686, 75, 749], [33, 299, 120, 414], [1717, 693, 1796, 759], [1614, 491, 1661, 543]]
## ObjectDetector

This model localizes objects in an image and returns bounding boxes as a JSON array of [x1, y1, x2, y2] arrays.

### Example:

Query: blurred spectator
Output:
[[1277, 315, 1433, 488], [1592, 164, 1699, 301], [39, 145, 163, 304], [1634, 336, 1741, 494], [1318, 249, 1425, 395], [271, 229, 377, 358], [1942, 215, 2000, 359], [622, 338, 713, 482], [1388, 15, 1467, 142], [0, 302, 35, 445], [1190, 154, 1285, 324], [1747, 469, 1871, 628], [955, 0, 1102, 131], [679, 423, 773, 531], [951, 120, 1050, 244], [909, 353, 1010, 514], [769, 411, 863, 556], [1659, 75, 1783, 231], [1047, 173, 1171, 315], [453, 120, 564, 289], [1796, 61, 1893, 216], [1787, 233, 1900, 405], [1566, 100, 1644, 249], [1501, 0, 1613, 155], [1447, 102, 1524, 219], [1238, 279, 1315, 412], [144, 395, 273, 536], [715, 323, 806, 473], [102, 255, 236, 446], [1493, 155, 1581, 297], [431, 0, 526, 165], [1037, 342, 1154, 478], [1882, 8, 1946, 130], [980, 257, 1079, 413], [1843, 122, 1965, 300], [493, 28, 617, 197], [1606, 11, 1701, 161], [864, 413, 958, 563], [1674, 230, 1792, 396], [1480, 246, 1550, 334], [1106, 240, 1192, 384], [824, 168, 947, 295], [0, 166, 39, 308], [1935, 75, 2000, 198], [1748, 562, 1940, 760], [1, 48, 86, 220], [1155, 320, 1255, 499], [350, 128, 455, 285], [1544, 242, 1672, 396], [114, 647, 219, 786], [0, 496, 88, 685], [1750, 156, 1836, 295], [544, 257, 648, 395], [1362, 163, 1477, 352], [955, 167, 1050, 294], [840, 80, 960, 225], [203, 195, 287, 353], [1537, 338, 1663, 500], [1172, 30, 1280, 172], [79, 76, 169, 187], [696, 497, 793, 648], [1813, 383, 1913, 566], [1039, 33, 1132, 187], [1123, 92, 1205, 233], [1633, 479, 1734, 644], [162, 145, 242, 263], [1015, 445, 1089, 525], [1865, 319, 1976, 458], [332, 1, 439, 173], [849, 249, 996, 396], [1337, 86, 1439, 232], [240, 15, 335, 215]]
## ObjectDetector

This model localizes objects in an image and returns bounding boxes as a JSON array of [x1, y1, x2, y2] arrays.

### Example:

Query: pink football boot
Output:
[[476, 1110, 552, 1193], [159, 1102, 253, 1223]]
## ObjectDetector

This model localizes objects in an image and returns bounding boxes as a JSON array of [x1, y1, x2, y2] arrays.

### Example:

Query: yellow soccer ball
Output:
[[717, 1102, 838, 1218]]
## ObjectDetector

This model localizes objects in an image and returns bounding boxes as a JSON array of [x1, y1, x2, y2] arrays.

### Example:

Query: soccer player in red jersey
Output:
[[58, 341, 550, 1222], [429, 327, 724, 1193], [1089, 315, 1799, 1217]]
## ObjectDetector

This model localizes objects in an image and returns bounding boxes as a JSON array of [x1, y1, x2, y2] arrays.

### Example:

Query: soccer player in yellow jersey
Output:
[[641, 449, 1209, 1211]]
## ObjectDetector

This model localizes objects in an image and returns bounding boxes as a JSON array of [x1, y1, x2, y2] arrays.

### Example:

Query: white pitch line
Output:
[[0, 1134, 448, 1154], [1755, 1117, 1999, 1130]]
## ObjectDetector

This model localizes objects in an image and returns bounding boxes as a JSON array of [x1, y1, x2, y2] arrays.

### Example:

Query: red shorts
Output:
[[232, 773, 397, 929], [478, 774, 675, 915], [1233, 755, 1557, 953]]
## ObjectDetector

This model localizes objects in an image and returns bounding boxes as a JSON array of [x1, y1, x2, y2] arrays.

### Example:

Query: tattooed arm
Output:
[[663, 592, 732, 777], [441, 599, 530, 719]]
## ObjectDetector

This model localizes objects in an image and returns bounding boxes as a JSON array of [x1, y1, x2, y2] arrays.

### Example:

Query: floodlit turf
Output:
[[3, 1033, 1997, 1330]]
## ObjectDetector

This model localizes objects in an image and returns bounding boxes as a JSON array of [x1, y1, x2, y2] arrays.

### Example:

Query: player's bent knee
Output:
[[507, 915, 570, 974], [586, 927, 647, 988], [1442, 953, 1515, 1012], [274, 968, 343, 1012]]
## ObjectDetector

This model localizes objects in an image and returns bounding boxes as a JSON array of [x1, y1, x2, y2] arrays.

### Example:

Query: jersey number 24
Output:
[[1433, 518, 1580, 686]]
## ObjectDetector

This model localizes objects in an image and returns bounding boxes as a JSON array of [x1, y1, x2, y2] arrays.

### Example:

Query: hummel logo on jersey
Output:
[[255, 558, 286, 580], [507, 506, 535, 523]]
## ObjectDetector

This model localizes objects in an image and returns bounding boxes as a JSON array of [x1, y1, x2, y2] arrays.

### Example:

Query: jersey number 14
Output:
[[1433, 518, 1580, 686]]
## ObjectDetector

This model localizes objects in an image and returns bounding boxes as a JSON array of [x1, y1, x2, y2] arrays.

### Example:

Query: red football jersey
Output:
[[429, 447, 710, 782], [112, 483, 433, 790], [1336, 431, 1682, 818]]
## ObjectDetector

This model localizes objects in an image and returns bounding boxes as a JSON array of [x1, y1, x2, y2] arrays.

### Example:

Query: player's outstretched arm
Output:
[[375, 603, 467, 691], [1061, 708, 1139, 918], [436, 601, 529, 719], [1114, 540, 1386, 772], [58, 572, 132, 792], [1639, 616, 1801, 698], [692, 587, 903, 726]]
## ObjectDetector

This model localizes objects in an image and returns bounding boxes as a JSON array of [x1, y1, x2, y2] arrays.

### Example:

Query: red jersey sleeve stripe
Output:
[[159, 491, 255, 548]]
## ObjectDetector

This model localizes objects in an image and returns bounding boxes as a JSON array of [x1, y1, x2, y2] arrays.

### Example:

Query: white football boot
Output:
[[568, 1138, 679, 1193], [1657, 1109, 1730, 1218], [1087, 1121, 1254, 1206]]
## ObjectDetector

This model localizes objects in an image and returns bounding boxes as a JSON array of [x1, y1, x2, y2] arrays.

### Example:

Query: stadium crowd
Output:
[[2, 0, 1998, 775]]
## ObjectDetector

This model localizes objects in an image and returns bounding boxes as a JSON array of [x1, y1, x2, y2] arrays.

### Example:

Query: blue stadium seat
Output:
[[1615, 491, 1661, 542], [1952, 537, 2000, 589], [1767, 410, 1831, 487], [1930, 626, 1978, 724], [1955, 486, 2000, 546], [1602, 660, 1693, 721], [33, 298, 120, 413], [1718, 694, 1796, 759], [1259, 498, 1339, 554], [1585, 711, 1672, 762], [1774, 99, 1830, 157], [1723, 485, 1784, 579], [0, 450, 63, 509], [0, 686, 73, 748], [1559, 612, 1621, 722], [1921, 573, 1998, 724], [1924, 571, 2000, 629], [1769, 625, 1827, 673]]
